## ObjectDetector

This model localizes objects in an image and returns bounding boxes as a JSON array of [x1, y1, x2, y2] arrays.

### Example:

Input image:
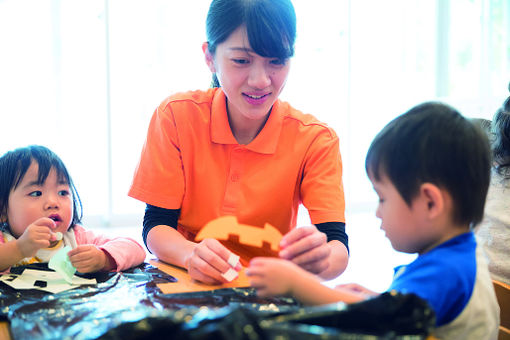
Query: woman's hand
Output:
[[247, 257, 304, 297], [68, 245, 114, 273], [279, 225, 331, 275], [184, 238, 242, 284], [16, 217, 56, 258]]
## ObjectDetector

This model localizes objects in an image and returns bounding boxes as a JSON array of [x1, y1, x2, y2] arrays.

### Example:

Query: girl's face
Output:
[[6, 162, 73, 238], [205, 25, 291, 124]]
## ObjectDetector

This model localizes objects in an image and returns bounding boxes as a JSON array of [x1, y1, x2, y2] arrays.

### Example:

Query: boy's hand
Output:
[[247, 257, 303, 297], [184, 238, 242, 285], [279, 225, 331, 274], [16, 217, 56, 258], [335, 283, 379, 298], [68, 245, 111, 273]]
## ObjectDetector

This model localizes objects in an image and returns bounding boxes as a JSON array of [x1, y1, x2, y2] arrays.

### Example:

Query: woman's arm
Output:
[[319, 240, 348, 280], [146, 224, 196, 269], [147, 225, 241, 284], [144, 205, 242, 284], [143, 204, 193, 268], [316, 222, 349, 279]]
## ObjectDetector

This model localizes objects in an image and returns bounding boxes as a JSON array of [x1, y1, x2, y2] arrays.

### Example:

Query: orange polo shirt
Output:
[[129, 88, 345, 261]]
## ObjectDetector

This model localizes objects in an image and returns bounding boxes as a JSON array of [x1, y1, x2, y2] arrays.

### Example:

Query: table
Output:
[[0, 258, 252, 340], [0, 259, 296, 340], [0, 261, 435, 340], [149, 259, 250, 294], [0, 322, 10, 340]]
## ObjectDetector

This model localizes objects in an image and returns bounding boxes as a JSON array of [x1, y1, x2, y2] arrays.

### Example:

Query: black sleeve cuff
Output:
[[142, 204, 180, 252], [315, 221, 349, 254]]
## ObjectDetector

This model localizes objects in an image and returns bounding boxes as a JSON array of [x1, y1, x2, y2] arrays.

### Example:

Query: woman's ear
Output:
[[202, 42, 216, 73], [419, 183, 445, 219]]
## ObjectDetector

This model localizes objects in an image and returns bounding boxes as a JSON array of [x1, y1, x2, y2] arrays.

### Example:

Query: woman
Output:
[[476, 83, 510, 285], [129, 0, 349, 284]]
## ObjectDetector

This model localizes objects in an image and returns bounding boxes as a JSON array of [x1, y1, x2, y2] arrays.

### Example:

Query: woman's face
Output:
[[204, 25, 291, 123]]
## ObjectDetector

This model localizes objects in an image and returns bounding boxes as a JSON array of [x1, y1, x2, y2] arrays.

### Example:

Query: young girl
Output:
[[0, 145, 146, 273]]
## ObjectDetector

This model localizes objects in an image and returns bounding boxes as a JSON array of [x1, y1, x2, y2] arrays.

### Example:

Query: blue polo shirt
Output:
[[389, 232, 476, 326]]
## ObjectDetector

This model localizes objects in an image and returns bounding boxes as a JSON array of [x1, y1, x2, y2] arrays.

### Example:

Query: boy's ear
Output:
[[419, 183, 444, 219], [202, 42, 216, 73]]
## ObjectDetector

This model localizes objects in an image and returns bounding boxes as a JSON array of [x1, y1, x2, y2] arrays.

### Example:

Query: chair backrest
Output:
[[493, 280, 510, 340]]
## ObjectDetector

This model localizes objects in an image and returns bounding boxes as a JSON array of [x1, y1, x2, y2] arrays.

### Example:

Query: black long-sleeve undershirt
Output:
[[142, 204, 349, 253]]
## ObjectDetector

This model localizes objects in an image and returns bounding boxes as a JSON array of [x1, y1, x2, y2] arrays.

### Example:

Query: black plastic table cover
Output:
[[0, 263, 435, 340]]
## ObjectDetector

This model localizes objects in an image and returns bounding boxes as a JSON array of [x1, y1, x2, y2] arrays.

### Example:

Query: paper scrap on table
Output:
[[0, 269, 96, 294], [48, 245, 76, 284]]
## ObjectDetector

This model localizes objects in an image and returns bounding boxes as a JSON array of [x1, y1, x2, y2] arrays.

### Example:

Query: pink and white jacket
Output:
[[1, 225, 146, 272]]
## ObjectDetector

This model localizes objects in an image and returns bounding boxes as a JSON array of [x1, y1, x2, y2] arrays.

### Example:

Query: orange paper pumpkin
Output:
[[195, 216, 282, 252]]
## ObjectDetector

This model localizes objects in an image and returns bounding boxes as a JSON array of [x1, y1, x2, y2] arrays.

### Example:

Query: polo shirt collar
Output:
[[211, 88, 283, 154]]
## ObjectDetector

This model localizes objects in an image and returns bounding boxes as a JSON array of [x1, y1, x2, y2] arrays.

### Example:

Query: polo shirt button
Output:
[[231, 174, 240, 182]]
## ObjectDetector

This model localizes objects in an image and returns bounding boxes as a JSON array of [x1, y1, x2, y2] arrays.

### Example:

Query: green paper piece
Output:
[[48, 246, 76, 284]]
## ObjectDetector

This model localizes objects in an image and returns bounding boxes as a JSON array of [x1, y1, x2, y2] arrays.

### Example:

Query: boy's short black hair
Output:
[[365, 102, 491, 228]]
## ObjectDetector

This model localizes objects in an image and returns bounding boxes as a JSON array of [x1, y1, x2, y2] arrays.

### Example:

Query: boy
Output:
[[247, 102, 500, 339]]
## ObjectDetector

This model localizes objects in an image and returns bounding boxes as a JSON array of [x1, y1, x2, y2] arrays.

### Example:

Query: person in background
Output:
[[0, 145, 146, 273], [247, 102, 499, 339], [128, 0, 348, 284], [476, 83, 510, 285]]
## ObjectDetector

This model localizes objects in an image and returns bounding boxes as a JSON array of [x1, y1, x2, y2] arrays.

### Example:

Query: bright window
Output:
[[0, 0, 509, 228]]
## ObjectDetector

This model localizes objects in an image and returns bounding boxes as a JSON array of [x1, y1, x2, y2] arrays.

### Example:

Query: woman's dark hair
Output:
[[491, 82, 510, 177], [205, 0, 296, 87], [366, 102, 491, 228], [0, 145, 83, 229]]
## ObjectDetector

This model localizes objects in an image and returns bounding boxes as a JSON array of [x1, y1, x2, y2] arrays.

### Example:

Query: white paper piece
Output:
[[227, 253, 239, 268], [55, 232, 63, 241], [48, 246, 76, 283], [0, 269, 96, 294], [221, 268, 238, 282]]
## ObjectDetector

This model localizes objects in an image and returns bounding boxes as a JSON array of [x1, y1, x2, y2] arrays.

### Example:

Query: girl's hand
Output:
[[68, 245, 113, 273], [16, 217, 56, 258], [184, 238, 242, 284], [246, 257, 302, 297], [279, 225, 331, 275]]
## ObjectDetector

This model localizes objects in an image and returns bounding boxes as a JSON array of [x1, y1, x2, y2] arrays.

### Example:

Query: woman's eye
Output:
[[378, 198, 385, 203], [29, 191, 42, 197]]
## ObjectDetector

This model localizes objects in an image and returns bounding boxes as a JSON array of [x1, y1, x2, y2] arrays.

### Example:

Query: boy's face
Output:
[[369, 173, 434, 254], [6, 162, 73, 238]]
